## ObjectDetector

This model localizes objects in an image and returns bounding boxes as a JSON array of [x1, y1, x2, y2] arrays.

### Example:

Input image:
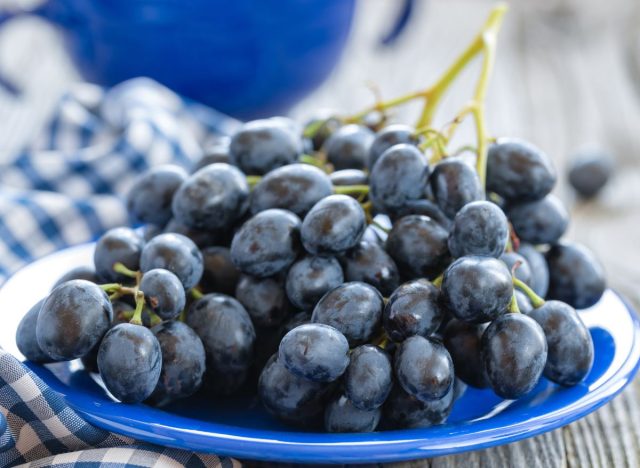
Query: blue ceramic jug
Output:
[[0, 0, 356, 118]]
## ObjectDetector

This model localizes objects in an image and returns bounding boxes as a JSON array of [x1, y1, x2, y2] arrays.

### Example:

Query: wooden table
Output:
[[2, 0, 640, 466]]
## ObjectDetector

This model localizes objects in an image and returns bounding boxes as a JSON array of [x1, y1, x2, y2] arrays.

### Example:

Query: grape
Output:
[[236, 274, 292, 328], [258, 354, 328, 427], [164, 218, 221, 249], [323, 124, 374, 170], [139, 268, 186, 320], [278, 323, 349, 382], [186, 294, 256, 392], [545, 242, 606, 309], [369, 144, 429, 214], [453, 377, 468, 401], [312, 282, 384, 346], [172, 163, 249, 231], [368, 124, 419, 169], [340, 241, 399, 296], [53, 266, 99, 289], [481, 313, 548, 399], [518, 243, 549, 297], [528, 300, 594, 386], [507, 194, 569, 245], [301, 195, 366, 255], [36, 280, 112, 360], [429, 158, 483, 218], [329, 169, 368, 186], [487, 138, 557, 201], [200, 246, 240, 295], [285, 256, 344, 311], [383, 279, 443, 342], [515, 290, 533, 313], [443, 319, 489, 388], [148, 321, 206, 406], [324, 394, 381, 433], [383, 383, 454, 429], [192, 143, 230, 172], [394, 335, 453, 402], [568, 150, 613, 198], [140, 233, 204, 290], [16, 299, 54, 362], [344, 345, 392, 410], [126, 165, 188, 227], [448, 201, 509, 258], [280, 311, 312, 337], [391, 199, 453, 231], [230, 209, 301, 277], [229, 119, 302, 175], [94, 227, 144, 282], [442, 256, 513, 323], [249, 163, 333, 217], [500, 252, 532, 284], [97, 323, 162, 403], [385, 215, 450, 280]]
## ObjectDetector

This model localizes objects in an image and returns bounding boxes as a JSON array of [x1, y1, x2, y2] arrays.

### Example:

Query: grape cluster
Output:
[[15, 112, 606, 433]]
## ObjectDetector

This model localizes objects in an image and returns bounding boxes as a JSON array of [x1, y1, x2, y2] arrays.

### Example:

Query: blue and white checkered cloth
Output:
[[0, 78, 241, 467]]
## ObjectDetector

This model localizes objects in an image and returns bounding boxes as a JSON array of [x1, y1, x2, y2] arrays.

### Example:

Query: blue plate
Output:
[[1, 243, 639, 464]]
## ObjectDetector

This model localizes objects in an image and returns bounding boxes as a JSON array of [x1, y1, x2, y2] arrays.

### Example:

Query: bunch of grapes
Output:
[[15, 4, 606, 433]]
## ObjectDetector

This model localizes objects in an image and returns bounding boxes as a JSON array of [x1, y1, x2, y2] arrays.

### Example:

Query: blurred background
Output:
[[0, 0, 639, 304]]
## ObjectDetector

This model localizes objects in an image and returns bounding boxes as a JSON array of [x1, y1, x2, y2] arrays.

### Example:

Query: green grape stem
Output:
[[512, 277, 545, 308], [113, 262, 139, 279], [508, 292, 521, 313], [333, 185, 370, 197], [129, 290, 146, 325]]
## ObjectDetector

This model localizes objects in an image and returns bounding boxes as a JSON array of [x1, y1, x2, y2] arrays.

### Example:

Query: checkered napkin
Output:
[[0, 78, 241, 467]]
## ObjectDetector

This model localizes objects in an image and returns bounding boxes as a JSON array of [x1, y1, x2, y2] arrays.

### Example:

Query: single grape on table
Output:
[[16, 4, 607, 434]]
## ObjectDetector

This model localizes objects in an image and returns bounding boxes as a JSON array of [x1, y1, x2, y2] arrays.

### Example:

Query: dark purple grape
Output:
[[340, 241, 399, 297], [164, 218, 221, 249], [200, 246, 240, 295], [324, 394, 381, 433], [515, 290, 533, 313], [443, 319, 489, 388], [369, 144, 429, 214], [383, 383, 454, 429], [187, 294, 255, 392], [258, 354, 328, 428], [568, 150, 613, 198], [528, 300, 594, 386], [442, 256, 513, 324], [249, 164, 333, 217], [487, 138, 557, 202], [324, 124, 374, 170], [344, 345, 392, 410], [429, 158, 483, 218], [312, 282, 384, 346], [192, 143, 230, 172], [126, 165, 187, 226], [448, 201, 509, 258], [391, 199, 453, 230], [394, 335, 453, 402], [383, 279, 443, 342], [140, 268, 186, 320], [500, 252, 532, 285], [285, 256, 344, 310], [36, 280, 112, 360], [329, 169, 368, 186], [278, 323, 349, 382], [368, 124, 419, 169], [481, 313, 548, 399], [507, 194, 569, 245], [301, 195, 366, 255], [98, 323, 162, 403], [546, 242, 606, 309], [16, 299, 54, 363], [53, 266, 99, 289], [236, 274, 291, 328], [230, 119, 302, 175], [385, 215, 450, 280], [94, 227, 144, 282], [230, 209, 301, 277], [148, 321, 206, 406], [518, 243, 549, 297], [140, 233, 204, 290], [171, 163, 249, 231]]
